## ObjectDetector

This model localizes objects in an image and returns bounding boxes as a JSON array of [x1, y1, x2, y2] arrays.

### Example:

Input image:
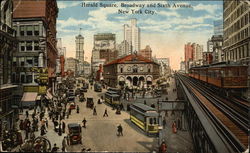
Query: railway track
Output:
[[177, 73, 248, 152]]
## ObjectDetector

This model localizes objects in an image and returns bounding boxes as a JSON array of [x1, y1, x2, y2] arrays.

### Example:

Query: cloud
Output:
[[57, 2, 80, 9], [193, 4, 220, 14], [157, 11, 180, 17]]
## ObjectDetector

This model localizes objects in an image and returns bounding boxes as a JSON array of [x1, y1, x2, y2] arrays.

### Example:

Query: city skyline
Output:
[[57, 1, 223, 70]]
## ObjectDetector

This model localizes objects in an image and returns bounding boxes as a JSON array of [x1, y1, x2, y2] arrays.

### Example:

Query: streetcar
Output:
[[130, 103, 159, 136], [104, 91, 121, 106], [107, 88, 122, 96]]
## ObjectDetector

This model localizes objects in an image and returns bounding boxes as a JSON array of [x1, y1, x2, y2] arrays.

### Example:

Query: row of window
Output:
[[119, 67, 151, 73], [224, 2, 247, 22], [224, 27, 249, 47], [13, 56, 38, 67], [14, 25, 40, 36], [224, 12, 249, 38], [225, 44, 249, 61], [12, 73, 33, 84], [20, 41, 40, 51]]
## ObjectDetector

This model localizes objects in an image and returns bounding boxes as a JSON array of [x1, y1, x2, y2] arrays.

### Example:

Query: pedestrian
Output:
[[68, 108, 71, 115], [93, 106, 97, 115], [172, 121, 177, 133], [44, 118, 48, 128], [159, 140, 167, 153], [163, 118, 166, 128], [51, 143, 59, 152], [177, 118, 181, 130], [62, 121, 66, 133], [40, 125, 46, 136], [82, 118, 87, 128], [76, 105, 79, 113], [19, 120, 24, 130], [117, 124, 123, 136], [103, 108, 108, 117], [26, 110, 29, 118], [30, 130, 35, 141], [62, 137, 67, 152], [144, 100, 146, 105]]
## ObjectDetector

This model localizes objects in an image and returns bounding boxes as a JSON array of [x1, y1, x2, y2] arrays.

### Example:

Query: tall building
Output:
[[139, 45, 152, 60], [211, 35, 223, 63], [75, 34, 84, 63], [117, 40, 130, 57], [192, 43, 203, 65], [223, 1, 249, 64], [124, 18, 141, 54], [0, 0, 20, 133], [207, 39, 213, 53], [213, 20, 223, 36], [157, 58, 170, 76], [13, 0, 58, 94], [91, 33, 117, 79]]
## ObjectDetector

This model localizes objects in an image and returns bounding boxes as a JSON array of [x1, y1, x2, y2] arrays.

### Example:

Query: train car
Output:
[[189, 62, 248, 89], [130, 103, 159, 136], [104, 91, 121, 106]]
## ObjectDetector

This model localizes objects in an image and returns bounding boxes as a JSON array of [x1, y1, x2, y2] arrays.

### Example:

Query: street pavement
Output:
[[15, 77, 193, 152]]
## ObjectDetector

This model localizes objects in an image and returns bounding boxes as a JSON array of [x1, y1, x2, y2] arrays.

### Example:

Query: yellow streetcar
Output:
[[130, 103, 159, 136], [104, 91, 121, 106]]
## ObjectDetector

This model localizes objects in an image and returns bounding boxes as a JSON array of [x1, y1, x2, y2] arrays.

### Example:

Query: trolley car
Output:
[[104, 91, 121, 106], [130, 103, 159, 136]]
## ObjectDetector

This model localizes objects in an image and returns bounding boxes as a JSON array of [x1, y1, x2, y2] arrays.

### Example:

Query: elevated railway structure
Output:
[[175, 73, 248, 153]]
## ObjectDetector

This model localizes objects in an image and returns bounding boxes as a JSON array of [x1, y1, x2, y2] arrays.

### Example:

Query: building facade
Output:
[[117, 40, 130, 57], [83, 61, 91, 77], [157, 58, 170, 76], [75, 34, 84, 75], [65, 57, 79, 76], [103, 54, 160, 88], [213, 20, 223, 36], [223, 1, 250, 64], [91, 33, 117, 79], [139, 45, 152, 60], [124, 18, 141, 54], [207, 39, 213, 53], [13, 0, 58, 93], [211, 35, 223, 63], [0, 0, 19, 138]]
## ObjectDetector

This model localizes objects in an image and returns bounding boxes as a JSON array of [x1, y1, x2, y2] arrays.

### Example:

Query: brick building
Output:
[[13, 0, 58, 94]]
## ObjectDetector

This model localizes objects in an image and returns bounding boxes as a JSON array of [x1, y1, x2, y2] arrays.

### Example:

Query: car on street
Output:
[[67, 123, 82, 145], [94, 83, 102, 92]]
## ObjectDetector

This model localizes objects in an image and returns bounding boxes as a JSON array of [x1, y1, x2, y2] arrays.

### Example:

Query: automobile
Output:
[[67, 123, 82, 145], [94, 83, 102, 92], [82, 85, 88, 92], [86, 98, 94, 109], [69, 102, 76, 110]]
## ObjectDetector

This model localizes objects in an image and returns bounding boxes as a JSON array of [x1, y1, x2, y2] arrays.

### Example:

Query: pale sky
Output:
[[56, 0, 223, 70]]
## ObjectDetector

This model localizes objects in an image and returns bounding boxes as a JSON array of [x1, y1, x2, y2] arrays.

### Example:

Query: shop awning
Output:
[[21, 92, 38, 102]]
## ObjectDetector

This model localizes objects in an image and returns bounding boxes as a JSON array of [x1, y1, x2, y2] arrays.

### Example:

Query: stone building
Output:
[[13, 0, 58, 93], [0, 0, 19, 137], [103, 53, 160, 88], [139, 45, 152, 60]]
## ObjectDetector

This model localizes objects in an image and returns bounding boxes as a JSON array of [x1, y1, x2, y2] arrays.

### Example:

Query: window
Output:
[[26, 74, 33, 83], [26, 57, 33, 67], [34, 25, 39, 36], [20, 57, 25, 66], [13, 57, 17, 66], [148, 68, 151, 73], [26, 41, 32, 51], [140, 66, 143, 71], [34, 41, 39, 50], [132, 65, 138, 73], [20, 26, 25, 36], [34, 57, 38, 66], [120, 68, 123, 73], [26, 25, 33, 36], [12, 73, 16, 83], [20, 74, 25, 83], [20, 41, 25, 51]]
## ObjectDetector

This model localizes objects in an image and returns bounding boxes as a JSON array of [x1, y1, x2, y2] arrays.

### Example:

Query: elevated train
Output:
[[188, 62, 248, 93]]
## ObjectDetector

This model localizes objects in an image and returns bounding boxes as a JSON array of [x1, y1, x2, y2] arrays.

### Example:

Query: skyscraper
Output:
[[124, 18, 141, 54], [75, 34, 84, 63], [213, 20, 223, 36], [223, 1, 249, 64]]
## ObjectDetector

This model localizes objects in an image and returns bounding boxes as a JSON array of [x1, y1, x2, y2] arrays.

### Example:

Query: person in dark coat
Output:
[[117, 124, 123, 136], [76, 105, 79, 113], [51, 143, 59, 152], [62, 121, 66, 133], [82, 118, 87, 128], [93, 106, 97, 115], [103, 108, 108, 117], [163, 118, 166, 128], [26, 110, 29, 118]]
